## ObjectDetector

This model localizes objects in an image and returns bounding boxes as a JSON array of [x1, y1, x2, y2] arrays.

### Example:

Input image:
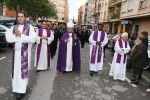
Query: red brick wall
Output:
[[5, 8, 16, 18]]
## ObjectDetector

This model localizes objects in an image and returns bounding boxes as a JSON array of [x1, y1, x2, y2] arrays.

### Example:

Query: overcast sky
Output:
[[68, 0, 87, 20]]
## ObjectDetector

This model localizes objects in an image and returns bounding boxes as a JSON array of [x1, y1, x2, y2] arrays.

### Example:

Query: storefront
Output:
[[121, 20, 133, 35]]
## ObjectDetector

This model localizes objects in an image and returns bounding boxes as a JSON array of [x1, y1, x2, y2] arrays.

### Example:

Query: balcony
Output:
[[110, 12, 120, 20], [112, 0, 122, 6]]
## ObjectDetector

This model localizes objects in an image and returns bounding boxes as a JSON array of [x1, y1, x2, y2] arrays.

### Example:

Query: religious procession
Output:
[[0, 0, 150, 100]]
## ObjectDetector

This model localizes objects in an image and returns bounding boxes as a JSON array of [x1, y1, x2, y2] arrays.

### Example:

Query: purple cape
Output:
[[36, 28, 51, 68], [57, 32, 81, 71]]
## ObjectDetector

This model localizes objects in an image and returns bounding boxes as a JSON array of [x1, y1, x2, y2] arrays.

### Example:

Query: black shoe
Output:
[[130, 79, 135, 81], [94, 71, 98, 74], [90, 71, 93, 76], [132, 75, 135, 77], [16, 93, 23, 100], [36, 70, 41, 72], [130, 81, 139, 84]]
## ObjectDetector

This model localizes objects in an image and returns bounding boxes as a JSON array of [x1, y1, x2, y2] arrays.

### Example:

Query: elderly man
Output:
[[89, 23, 108, 76], [57, 21, 81, 73], [109, 32, 130, 81], [6, 11, 36, 99], [34, 21, 54, 72]]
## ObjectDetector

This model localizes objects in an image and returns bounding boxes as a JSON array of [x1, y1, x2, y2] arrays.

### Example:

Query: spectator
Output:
[[130, 36, 147, 84]]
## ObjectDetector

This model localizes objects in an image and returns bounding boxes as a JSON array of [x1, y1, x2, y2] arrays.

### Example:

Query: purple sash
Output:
[[90, 30, 105, 64], [116, 38, 127, 63], [36, 28, 51, 68], [12, 22, 30, 79]]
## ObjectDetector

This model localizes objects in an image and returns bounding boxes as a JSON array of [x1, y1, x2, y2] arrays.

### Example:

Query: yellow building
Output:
[[109, 0, 123, 34]]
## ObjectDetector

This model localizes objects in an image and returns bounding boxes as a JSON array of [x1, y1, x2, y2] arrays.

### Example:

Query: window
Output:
[[134, 25, 139, 37], [121, 1, 127, 13], [140, 0, 148, 9], [104, 11, 106, 19], [128, 0, 134, 11]]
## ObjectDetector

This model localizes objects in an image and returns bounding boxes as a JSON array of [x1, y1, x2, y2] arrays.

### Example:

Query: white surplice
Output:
[[6, 25, 36, 93], [34, 29, 54, 70], [89, 31, 108, 71], [66, 33, 73, 71], [109, 39, 130, 81]]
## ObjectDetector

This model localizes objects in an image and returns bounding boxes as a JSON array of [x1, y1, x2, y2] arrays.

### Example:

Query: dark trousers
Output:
[[81, 39, 85, 48], [103, 45, 107, 58], [50, 41, 58, 58], [126, 53, 132, 69]]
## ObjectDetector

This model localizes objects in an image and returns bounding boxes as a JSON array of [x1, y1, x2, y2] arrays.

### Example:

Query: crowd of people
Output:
[[5, 11, 150, 100]]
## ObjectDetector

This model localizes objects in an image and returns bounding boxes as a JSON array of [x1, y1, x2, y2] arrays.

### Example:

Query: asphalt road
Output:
[[0, 44, 150, 100]]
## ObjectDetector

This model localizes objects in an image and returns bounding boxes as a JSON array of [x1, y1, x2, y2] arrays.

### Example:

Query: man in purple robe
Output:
[[6, 11, 36, 100], [57, 21, 81, 73], [34, 21, 54, 72], [89, 23, 108, 76], [109, 32, 130, 81]]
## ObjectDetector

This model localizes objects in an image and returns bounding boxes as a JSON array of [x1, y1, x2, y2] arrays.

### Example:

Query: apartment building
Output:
[[91, 0, 101, 25], [99, 0, 112, 33], [120, 0, 150, 36], [82, 0, 93, 25], [49, 0, 68, 23], [78, 5, 83, 26]]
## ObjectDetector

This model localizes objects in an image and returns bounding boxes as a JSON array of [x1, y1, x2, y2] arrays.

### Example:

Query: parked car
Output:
[[108, 34, 120, 51], [0, 25, 9, 48], [107, 34, 116, 48], [0, 20, 15, 28]]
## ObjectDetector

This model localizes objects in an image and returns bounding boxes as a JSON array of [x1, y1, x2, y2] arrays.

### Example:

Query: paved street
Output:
[[0, 44, 150, 100]]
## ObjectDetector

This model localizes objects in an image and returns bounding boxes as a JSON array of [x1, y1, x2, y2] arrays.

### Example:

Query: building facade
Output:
[[82, 0, 93, 25], [120, 0, 150, 36], [91, 0, 101, 25], [49, 0, 68, 23], [78, 5, 83, 26]]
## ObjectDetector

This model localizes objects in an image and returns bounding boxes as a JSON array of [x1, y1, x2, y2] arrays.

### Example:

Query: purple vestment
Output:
[[12, 22, 30, 79], [36, 28, 51, 68], [90, 30, 105, 64], [116, 38, 127, 63], [57, 32, 81, 71]]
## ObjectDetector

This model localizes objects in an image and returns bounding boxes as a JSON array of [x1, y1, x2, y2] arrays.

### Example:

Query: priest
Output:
[[89, 23, 108, 76], [109, 32, 130, 81], [34, 21, 54, 72], [57, 21, 81, 73], [6, 11, 36, 100]]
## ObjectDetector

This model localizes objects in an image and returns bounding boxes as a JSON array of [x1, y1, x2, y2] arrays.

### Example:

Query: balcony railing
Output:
[[110, 12, 120, 20], [112, 0, 122, 6]]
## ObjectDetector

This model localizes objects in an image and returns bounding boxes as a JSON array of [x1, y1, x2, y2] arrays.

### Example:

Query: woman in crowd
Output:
[[130, 36, 147, 84]]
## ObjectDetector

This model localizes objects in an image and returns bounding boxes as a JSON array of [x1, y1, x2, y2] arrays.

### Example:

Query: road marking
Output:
[[108, 62, 137, 87], [0, 56, 6, 60], [108, 63, 111, 66], [142, 75, 150, 83], [125, 77, 137, 87]]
